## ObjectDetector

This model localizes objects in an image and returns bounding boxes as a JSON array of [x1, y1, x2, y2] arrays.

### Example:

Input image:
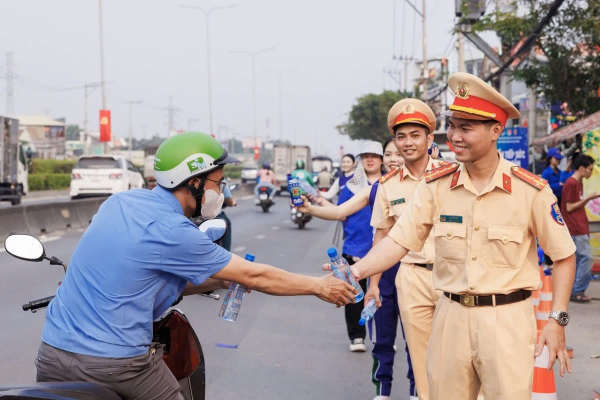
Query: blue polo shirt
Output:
[[42, 186, 232, 358]]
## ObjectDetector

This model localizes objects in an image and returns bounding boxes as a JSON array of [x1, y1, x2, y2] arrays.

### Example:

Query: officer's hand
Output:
[[536, 319, 572, 377], [316, 274, 357, 307], [364, 284, 381, 307]]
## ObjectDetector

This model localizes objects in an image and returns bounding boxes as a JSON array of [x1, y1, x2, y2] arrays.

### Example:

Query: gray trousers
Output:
[[36, 341, 184, 400]]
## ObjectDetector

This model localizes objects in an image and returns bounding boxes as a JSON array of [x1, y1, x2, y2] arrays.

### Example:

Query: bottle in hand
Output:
[[219, 253, 255, 321], [359, 297, 381, 326], [326, 247, 364, 302]]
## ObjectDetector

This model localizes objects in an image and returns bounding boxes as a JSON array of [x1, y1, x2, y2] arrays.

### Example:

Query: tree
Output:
[[337, 90, 410, 142], [472, 0, 600, 115], [66, 124, 81, 141]]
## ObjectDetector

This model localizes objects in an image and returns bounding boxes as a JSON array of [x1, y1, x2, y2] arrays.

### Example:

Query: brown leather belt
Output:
[[414, 263, 434, 271], [444, 290, 531, 307]]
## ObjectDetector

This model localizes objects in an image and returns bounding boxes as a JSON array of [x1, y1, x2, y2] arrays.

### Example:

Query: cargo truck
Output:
[[272, 144, 312, 193], [0, 116, 28, 205]]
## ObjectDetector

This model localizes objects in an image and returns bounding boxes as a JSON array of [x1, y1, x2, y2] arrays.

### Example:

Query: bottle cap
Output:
[[327, 247, 338, 258], [358, 318, 366, 326], [245, 254, 256, 262]]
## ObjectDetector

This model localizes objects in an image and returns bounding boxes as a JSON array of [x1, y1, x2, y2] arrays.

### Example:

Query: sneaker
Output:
[[349, 338, 366, 352], [393, 345, 397, 352]]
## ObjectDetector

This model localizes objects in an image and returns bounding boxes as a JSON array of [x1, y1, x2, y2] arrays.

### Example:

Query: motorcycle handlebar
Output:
[[22, 296, 55, 312]]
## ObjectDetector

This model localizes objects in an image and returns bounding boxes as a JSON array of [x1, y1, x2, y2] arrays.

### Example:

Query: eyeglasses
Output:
[[205, 178, 227, 192]]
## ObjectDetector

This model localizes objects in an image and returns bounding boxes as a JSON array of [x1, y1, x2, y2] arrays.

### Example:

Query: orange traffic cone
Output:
[[537, 270, 553, 331], [532, 330, 558, 400]]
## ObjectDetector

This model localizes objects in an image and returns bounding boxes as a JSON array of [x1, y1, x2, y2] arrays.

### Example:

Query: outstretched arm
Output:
[[297, 186, 371, 221]]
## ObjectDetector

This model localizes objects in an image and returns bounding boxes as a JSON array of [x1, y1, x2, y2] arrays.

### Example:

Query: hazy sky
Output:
[[0, 0, 497, 158]]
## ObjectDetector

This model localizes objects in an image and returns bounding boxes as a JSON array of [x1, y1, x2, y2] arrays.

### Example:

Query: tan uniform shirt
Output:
[[371, 157, 445, 265], [389, 155, 576, 295]]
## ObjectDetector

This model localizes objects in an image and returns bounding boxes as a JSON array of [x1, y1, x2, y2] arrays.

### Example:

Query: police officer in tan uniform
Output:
[[368, 99, 445, 400], [344, 73, 576, 400]]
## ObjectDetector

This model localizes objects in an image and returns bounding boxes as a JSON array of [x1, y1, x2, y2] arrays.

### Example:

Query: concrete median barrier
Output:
[[0, 206, 28, 241]]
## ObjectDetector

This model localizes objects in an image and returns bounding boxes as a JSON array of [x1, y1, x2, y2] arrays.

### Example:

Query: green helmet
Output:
[[295, 159, 306, 169], [154, 132, 239, 189]]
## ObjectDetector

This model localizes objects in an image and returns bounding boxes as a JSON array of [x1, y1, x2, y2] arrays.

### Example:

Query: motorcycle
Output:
[[0, 218, 228, 400], [290, 207, 311, 230], [256, 185, 274, 213]]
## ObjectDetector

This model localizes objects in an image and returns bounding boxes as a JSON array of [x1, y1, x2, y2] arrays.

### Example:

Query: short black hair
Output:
[[342, 154, 355, 163], [573, 154, 595, 170], [383, 137, 395, 151]]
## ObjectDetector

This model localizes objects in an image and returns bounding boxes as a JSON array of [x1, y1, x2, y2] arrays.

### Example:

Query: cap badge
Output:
[[403, 104, 415, 114], [456, 83, 469, 100]]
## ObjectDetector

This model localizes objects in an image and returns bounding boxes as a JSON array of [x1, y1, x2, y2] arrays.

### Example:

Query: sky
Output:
[[0, 0, 497, 158]]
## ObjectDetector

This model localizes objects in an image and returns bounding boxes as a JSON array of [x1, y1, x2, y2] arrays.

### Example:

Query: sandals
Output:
[[570, 294, 591, 303]]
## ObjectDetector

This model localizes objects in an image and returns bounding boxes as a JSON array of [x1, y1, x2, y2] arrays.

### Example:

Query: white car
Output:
[[70, 155, 145, 199]]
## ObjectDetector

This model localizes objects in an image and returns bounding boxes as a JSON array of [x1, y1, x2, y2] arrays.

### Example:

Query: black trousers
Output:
[[343, 253, 368, 341]]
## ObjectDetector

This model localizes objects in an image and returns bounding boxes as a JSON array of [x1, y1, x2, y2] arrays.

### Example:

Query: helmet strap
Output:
[[185, 176, 207, 218]]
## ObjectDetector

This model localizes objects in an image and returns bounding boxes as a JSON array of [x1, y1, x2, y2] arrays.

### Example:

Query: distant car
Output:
[[70, 155, 145, 199], [241, 166, 258, 183]]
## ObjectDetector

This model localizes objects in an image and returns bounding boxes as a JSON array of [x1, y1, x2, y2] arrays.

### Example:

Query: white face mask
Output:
[[201, 189, 225, 219]]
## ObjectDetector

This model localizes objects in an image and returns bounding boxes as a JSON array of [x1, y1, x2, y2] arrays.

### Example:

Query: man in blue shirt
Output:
[[35, 132, 356, 400]]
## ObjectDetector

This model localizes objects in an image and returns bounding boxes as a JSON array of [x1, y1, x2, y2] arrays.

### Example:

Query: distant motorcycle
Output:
[[291, 207, 311, 229], [0, 219, 229, 400], [256, 185, 274, 213]]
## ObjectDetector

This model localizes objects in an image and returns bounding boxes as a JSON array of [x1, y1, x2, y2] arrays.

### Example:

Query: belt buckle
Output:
[[460, 294, 476, 307]]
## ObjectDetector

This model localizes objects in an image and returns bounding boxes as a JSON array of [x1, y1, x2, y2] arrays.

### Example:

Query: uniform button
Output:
[[502, 236, 508, 242], [474, 226, 480, 231], [447, 233, 452, 237], [472, 256, 477, 261], [477, 197, 482, 201], [470, 286, 475, 290]]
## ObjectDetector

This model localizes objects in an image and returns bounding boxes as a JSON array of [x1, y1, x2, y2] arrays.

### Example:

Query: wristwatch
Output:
[[549, 311, 570, 326]]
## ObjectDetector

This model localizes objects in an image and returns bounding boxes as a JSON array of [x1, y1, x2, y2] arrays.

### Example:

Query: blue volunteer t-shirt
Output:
[[338, 186, 373, 258], [42, 186, 232, 358]]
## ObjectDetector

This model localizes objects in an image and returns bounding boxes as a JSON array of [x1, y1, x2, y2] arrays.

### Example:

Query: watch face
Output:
[[558, 311, 570, 326]]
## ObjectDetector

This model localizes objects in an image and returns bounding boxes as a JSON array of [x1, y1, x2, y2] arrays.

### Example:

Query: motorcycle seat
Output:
[[0, 381, 122, 400]]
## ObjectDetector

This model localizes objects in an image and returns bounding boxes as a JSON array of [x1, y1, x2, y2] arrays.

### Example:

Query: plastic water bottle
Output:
[[327, 247, 364, 302], [287, 174, 304, 207], [219, 253, 255, 321], [359, 297, 382, 326], [297, 178, 319, 197]]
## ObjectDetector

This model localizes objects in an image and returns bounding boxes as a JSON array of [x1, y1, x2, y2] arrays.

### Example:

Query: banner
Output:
[[497, 127, 528, 168], [99, 110, 111, 143]]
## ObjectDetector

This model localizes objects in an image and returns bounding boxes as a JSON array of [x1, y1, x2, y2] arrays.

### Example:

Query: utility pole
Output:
[[383, 68, 403, 91], [5, 52, 14, 115], [178, 4, 238, 135], [393, 55, 416, 93], [231, 47, 276, 145], [264, 68, 297, 141], [457, 32, 466, 72], [422, 0, 428, 101], [98, 0, 108, 152], [128, 100, 143, 159], [163, 97, 180, 135]]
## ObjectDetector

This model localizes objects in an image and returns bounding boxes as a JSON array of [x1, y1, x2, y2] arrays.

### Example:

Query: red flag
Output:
[[99, 110, 111, 142], [253, 146, 260, 160]]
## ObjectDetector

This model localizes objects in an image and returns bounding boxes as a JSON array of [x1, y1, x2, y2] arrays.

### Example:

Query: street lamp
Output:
[[128, 100, 143, 159], [264, 68, 297, 142], [231, 46, 276, 144], [179, 4, 238, 136]]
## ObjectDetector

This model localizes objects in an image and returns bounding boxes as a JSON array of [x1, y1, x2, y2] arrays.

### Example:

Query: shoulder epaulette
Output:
[[425, 163, 459, 183], [379, 167, 401, 184], [510, 166, 547, 190], [438, 160, 451, 166]]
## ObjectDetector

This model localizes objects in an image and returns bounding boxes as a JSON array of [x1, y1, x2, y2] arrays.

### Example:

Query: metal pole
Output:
[[422, 0, 428, 101], [128, 100, 143, 159], [98, 0, 107, 153], [457, 32, 465, 72]]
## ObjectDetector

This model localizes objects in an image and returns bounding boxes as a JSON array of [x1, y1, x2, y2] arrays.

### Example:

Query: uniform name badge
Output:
[[440, 215, 463, 223], [390, 198, 405, 206]]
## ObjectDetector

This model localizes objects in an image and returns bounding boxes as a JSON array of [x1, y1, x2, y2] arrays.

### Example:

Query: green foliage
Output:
[[66, 124, 80, 141], [30, 159, 76, 174], [224, 165, 241, 179], [28, 174, 71, 191], [472, 0, 600, 114], [337, 90, 410, 142]]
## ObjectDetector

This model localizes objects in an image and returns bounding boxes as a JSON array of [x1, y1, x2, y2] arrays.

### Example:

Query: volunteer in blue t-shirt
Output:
[[35, 132, 356, 400]]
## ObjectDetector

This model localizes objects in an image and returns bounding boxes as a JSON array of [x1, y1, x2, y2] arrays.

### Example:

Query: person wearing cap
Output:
[[342, 73, 576, 399], [35, 132, 357, 400], [542, 147, 565, 206], [365, 98, 448, 400]]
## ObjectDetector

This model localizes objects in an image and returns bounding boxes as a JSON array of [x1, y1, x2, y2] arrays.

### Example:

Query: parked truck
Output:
[[273, 144, 312, 192], [0, 116, 28, 205]]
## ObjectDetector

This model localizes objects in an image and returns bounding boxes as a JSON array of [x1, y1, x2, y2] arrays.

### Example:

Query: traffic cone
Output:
[[536, 270, 553, 331], [566, 345, 573, 359], [530, 267, 542, 314], [532, 330, 558, 400]]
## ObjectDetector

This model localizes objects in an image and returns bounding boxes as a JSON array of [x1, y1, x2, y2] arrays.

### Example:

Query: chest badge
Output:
[[390, 198, 405, 206], [440, 215, 463, 223], [550, 202, 565, 226]]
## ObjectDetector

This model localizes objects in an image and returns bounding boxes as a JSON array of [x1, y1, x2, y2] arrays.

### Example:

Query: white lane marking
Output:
[[254, 234, 266, 240], [271, 226, 280, 230], [233, 246, 247, 252]]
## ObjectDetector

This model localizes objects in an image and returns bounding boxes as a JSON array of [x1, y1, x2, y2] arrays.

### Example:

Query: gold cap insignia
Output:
[[456, 83, 469, 100], [403, 104, 415, 114]]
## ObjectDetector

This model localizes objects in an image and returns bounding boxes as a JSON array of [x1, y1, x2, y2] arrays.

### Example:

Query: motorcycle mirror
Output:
[[4, 234, 46, 262], [229, 184, 238, 191], [198, 218, 228, 242]]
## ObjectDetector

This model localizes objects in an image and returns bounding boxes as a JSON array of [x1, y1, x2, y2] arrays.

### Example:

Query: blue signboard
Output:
[[497, 127, 529, 168]]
